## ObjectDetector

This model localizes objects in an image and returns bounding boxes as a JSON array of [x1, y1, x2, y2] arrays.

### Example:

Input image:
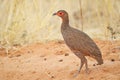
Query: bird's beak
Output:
[[53, 13, 57, 16]]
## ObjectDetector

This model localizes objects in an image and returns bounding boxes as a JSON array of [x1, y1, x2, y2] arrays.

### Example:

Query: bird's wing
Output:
[[70, 27, 101, 57]]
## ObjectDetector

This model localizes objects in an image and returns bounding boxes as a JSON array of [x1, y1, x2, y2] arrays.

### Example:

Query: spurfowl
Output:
[[53, 10, 103, 75]]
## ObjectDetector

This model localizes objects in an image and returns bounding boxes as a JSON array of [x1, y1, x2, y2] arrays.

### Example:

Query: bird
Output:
[[53, 10, 103, 76]]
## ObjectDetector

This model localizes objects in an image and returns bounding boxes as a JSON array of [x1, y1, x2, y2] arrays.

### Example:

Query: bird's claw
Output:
[[73, 71, 80, 78], [85, 68, 90, 74]]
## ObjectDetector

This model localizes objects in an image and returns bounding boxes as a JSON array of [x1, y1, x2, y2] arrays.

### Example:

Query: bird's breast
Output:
[[61, 29, 78, 49]]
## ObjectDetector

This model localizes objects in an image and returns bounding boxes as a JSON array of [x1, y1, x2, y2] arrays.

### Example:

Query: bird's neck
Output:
[[62, 16, 69, 25], [61, 16, 70, 30]]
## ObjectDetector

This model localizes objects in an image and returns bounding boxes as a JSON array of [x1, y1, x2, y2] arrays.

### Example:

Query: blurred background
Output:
[[0, 0, 120, 51]]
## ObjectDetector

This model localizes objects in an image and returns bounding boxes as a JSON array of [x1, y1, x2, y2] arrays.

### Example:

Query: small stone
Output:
[[20, 74, 23, 76], [111, 59, 115, 62], [51, 76, 55, 78], [93, 64, 96, 66], [64, 53, 69, 56], [28, 51, 31, 53], [44, 58, 47, 61], [59, 59, 63, 62], [32, 71, 36, 74], [15, 54, 21, 57], [48, 72, 51, 74]]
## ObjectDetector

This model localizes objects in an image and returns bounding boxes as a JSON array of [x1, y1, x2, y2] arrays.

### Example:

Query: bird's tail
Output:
[[96, 56, 103, 65]]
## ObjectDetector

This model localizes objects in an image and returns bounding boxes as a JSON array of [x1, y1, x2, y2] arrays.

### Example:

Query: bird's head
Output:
[[53, 10, 68, 19]]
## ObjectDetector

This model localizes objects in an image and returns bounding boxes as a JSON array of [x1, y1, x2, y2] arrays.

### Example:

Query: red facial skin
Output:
[[56, 12, 64, 17]]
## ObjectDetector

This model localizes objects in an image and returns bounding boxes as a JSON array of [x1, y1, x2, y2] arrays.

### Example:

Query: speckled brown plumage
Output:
[[53, 10, 103, 75]]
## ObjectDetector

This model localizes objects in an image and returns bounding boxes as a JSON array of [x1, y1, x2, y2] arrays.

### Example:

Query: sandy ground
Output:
[[0, 39, 120, 80]]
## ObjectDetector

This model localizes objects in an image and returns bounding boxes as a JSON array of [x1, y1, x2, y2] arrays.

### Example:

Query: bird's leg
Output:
[[78, 57, 86, 73], [74, 53, 86, 77], [84, 57, 90, 74]]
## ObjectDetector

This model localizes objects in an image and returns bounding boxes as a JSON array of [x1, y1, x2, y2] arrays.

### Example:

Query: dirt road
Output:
[[0, 40, 120, 80]]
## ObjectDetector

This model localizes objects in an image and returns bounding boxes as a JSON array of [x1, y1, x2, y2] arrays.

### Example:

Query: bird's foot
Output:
[[73, 70, 80, 78], [85, 68, 90, 74]]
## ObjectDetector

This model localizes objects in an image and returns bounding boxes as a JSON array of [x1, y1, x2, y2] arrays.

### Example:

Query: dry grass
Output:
[[0, 0, 120, 53]]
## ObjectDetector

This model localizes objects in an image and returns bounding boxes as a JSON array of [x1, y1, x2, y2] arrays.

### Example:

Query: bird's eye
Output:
[[59, 12, 63, 15]]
